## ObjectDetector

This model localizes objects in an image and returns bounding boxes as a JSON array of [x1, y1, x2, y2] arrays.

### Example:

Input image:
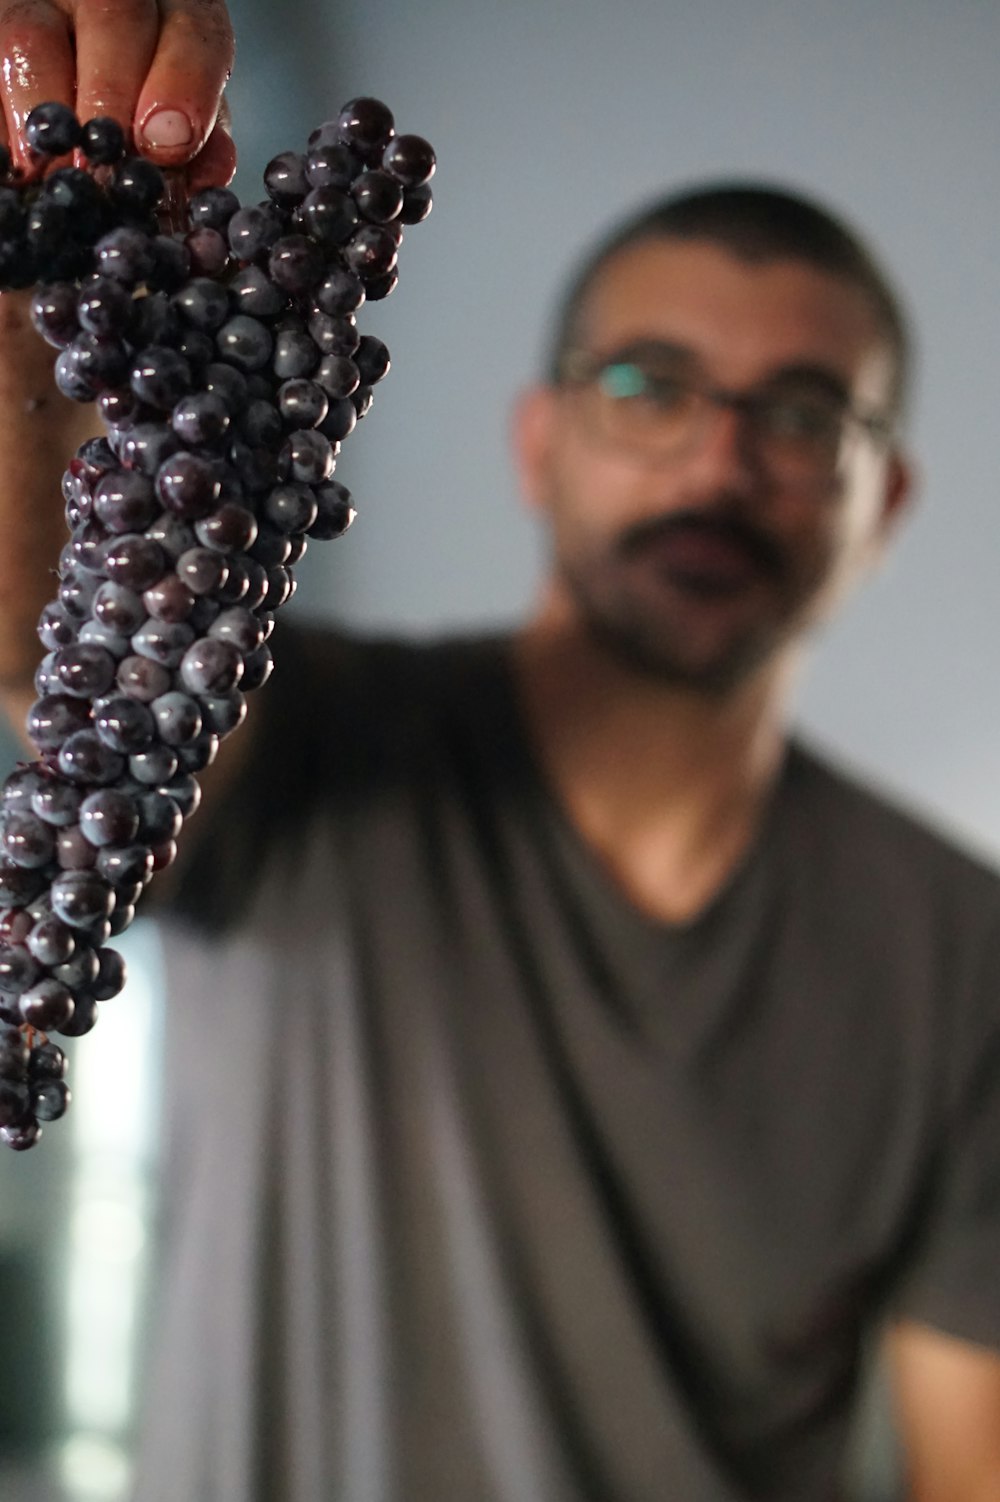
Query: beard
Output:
[[556, 503, 828, 696]]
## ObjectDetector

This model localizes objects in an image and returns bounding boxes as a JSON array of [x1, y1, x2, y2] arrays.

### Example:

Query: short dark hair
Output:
[[545, 181, 913, 420]]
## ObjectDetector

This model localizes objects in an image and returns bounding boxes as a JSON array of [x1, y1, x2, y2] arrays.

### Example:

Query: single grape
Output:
[[25, 102, 83, 158], [382, 133, 436, 188], [188, 186, 240, 230], [337, 97, 395, 159], [81, 116, 127, 166]]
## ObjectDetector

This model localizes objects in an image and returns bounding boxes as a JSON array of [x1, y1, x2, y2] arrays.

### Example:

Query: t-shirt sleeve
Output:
[[890, 905, 1000, 1349], [159, 620, 352, 931]]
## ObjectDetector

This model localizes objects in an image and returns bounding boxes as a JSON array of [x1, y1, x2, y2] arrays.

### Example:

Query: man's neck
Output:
[[511, 609, 800, 925]]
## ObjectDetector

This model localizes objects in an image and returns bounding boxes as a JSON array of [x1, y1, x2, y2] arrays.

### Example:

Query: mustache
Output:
[[615, 506, 788, 579]]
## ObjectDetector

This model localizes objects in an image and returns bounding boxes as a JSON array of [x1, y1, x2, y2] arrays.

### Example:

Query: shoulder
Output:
[[781, 735, 1000, 933], [251, 617, 518, 780]]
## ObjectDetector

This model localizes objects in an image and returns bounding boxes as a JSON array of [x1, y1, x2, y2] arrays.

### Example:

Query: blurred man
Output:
[[0, 3, 998, 1500]]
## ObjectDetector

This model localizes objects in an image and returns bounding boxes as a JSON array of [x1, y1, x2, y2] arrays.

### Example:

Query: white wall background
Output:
[[228, 0, 1000, 861]]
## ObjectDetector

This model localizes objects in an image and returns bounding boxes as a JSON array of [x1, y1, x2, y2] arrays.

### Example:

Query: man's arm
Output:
[[887, 1319, 1000, 1501], [0, 0, 235, 744]]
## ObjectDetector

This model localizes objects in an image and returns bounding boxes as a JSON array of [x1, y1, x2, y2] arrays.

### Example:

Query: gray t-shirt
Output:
[[135, 625, 1000, 1502]]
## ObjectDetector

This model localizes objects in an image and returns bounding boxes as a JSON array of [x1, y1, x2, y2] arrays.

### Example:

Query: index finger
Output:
[[0, 0, 75, 167], [70, 0, 162, 145]]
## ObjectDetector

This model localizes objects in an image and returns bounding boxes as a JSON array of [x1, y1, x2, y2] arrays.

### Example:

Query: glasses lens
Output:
[[591, 361, 696, 454], [752, 391, 847, 473]]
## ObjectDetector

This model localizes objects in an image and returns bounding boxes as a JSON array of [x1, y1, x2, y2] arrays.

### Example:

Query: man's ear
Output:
[[510, 385, 559, 512], [878, 447, 917, 543]]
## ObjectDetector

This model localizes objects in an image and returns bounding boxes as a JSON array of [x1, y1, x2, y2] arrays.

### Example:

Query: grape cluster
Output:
[[0, 96, 435, 1149]]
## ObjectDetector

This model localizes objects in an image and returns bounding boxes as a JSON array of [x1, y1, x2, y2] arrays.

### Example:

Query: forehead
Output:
[[576, 237, 894, 402]]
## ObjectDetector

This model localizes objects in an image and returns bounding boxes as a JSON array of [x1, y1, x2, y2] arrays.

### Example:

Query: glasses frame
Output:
[[557, 348, 895, 470]]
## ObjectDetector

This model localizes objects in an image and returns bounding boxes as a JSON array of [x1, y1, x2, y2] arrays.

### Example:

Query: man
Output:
[[0, 4, 998, 1499]]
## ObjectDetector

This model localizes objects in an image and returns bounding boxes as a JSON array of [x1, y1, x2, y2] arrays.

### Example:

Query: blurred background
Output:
[[0, 0, 997, 1497]]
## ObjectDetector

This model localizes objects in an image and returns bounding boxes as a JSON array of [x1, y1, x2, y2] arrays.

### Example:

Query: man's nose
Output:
[[675, 398, 764, 494]]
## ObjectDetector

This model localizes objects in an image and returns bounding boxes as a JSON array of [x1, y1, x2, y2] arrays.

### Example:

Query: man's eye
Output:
[[641, 376, 689, 410], [760, 398, 840, 441]]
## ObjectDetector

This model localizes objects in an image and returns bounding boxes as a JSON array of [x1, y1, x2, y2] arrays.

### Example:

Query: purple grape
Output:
[[130, 618, 195, 669], [78, 277, 134, 338], [118, 421, 183, 476], [92, 582, 147, 636], [31, 778, 83, 827], [199, 690, 247, 738], [184, 226, 229, 278], [229, 263, 286, 319], [226, 204, 283, 260], [94, 694, 155, 754], [93, 469, 158, 533], [81, 116, 126, 166], [101, 533, 168, 591], [342, 225, 398, 280], [308, 311, 360, 357], [194, 502, 258, 555], [337, 97, 395, 159], [130, 345, 193, 409], [57, 731, 126, 787], [96, 843, 154, 888], [0, 1077, 31, 1128], [363, 269, 399, 302], [310, 480, 356, 539], [264, 152, 309, 205], [31, 283, 80, 347], [278, 378, 329, 429], [150, 691, 203, 746], [26, 917, 76, 968], [128, 747, 178, 786], [27, 695, 91, 751], [278, 430, 334, 484], [188, 186, 240, 230], [176, 547, 228, 596], [136, 791, 182, 844], [318, 399, 358, 443], [272, 326, 318, 380], [313, 267, 365, 316], [110, 156, 166, 216], [314, 354, 360, 400], [25, 102, 83, 158], [32, 1079, 71, 1121], [215, 315, 273, 371], [54, 643, 117, 699], [305, 142, 362, 190], [173, 276, 231, 332], [143, 574, 195, 623], [300, 186, 359, 247], [209, 606, 263, 655], [352, 170, 404, 224], [382, 134, 436, 188], [95, 226, 156, 285], [155, 452, 221, 519], [50, 871, 115, 930], [398, 184, 434, 225], [79, 790, 140, 848], [1, 811, 57, 869]]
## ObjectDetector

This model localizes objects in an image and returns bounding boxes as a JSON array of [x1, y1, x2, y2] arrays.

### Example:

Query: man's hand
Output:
[[888, 1319, 1000, 1501], [0, 0, 236, 185]]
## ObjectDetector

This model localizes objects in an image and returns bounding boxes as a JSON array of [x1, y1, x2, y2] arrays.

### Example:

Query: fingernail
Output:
[[139, 108, 194, 150]]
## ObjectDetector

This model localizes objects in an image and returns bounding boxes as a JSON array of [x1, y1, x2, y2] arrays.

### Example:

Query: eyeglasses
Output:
[[558, 346, 894, 479]]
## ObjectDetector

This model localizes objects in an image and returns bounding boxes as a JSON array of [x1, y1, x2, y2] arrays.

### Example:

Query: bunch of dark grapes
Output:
[[0, 96, 435, 1149]]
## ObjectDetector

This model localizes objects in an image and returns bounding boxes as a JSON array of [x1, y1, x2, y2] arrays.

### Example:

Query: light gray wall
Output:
[[228, 0, 1000, 861]]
